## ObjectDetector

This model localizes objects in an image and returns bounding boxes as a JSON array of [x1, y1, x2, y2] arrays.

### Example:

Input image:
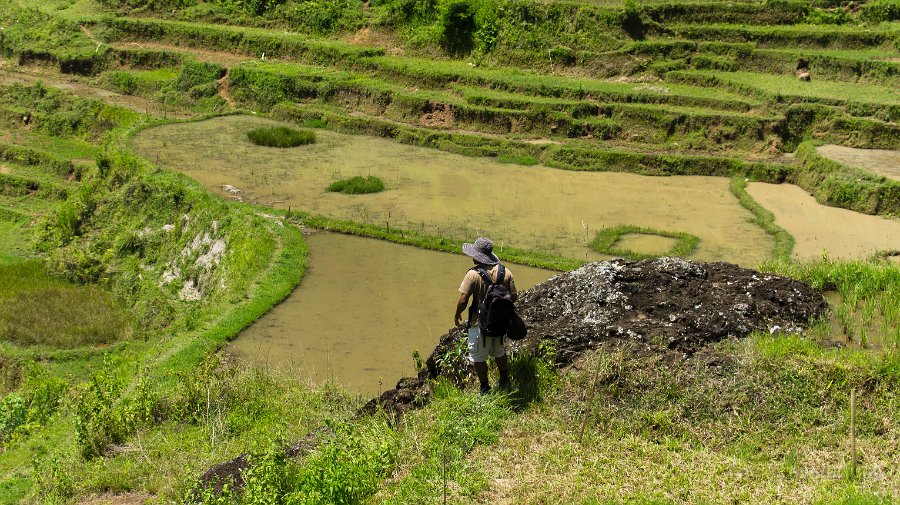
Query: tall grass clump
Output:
[[763, 257, 900, 348], [247, 126, 316, 147], [326, 175, 385, 194]]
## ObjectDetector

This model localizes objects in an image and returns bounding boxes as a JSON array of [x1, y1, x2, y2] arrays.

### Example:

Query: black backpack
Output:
[[471, 265, 527, 342]]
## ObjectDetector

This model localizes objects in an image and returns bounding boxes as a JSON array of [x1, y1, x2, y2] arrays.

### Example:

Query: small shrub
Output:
[[247, 126, 316, 147], [326, 175, 385, 194], [803, 7, 852, 25], [440, 0, 477, 54]]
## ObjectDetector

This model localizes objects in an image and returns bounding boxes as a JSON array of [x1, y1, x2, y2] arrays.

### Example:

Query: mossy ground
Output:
[[0, 0, 897, 502]]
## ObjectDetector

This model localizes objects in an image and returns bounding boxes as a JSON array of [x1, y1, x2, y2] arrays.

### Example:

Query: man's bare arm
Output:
[[454, 292, 469, 327]]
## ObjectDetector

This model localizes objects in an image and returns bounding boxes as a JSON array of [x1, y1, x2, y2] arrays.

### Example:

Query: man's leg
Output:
[[467, 327, 491, 393], [495, 354, 510, 389], [473, 361, 490, 393]]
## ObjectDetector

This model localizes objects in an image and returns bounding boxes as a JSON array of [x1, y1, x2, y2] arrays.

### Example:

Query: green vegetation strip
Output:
[[273, 103, 793, 182], [589, 225, 699, 260], [247, 125, 315, 147], [729, 177, 795, 261]]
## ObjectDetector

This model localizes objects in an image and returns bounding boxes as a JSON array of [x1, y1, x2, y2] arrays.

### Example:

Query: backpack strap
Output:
[[473, 267, 494, 287], [472, 264, 504, 286]]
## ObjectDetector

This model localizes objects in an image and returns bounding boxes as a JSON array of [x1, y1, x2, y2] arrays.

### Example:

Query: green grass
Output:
[[247, 125, 316, 147], [589, 225, 700, 260], [678, 70, 900, 106], [326, 175, 385, 194], [463, 334, 900, 502], [101, 67, 179, 96], [0, 261, 133, 348]]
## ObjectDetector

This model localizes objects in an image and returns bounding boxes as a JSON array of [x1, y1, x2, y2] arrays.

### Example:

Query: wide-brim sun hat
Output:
[[462, 237, 500, 265]]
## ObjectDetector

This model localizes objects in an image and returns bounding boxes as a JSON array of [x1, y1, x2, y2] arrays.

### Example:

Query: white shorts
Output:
[[467, 326, 506, 363]]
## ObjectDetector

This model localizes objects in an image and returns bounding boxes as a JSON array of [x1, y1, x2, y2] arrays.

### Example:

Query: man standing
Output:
[[454, 237, 518, 394]]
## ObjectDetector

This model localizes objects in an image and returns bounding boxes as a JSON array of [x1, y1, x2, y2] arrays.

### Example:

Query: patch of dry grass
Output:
[[465, 338, 900, 504]]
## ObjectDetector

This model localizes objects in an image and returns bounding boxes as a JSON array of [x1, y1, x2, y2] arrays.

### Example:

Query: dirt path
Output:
[[109, 40, 257, 66], [216, 68, 236, 108]]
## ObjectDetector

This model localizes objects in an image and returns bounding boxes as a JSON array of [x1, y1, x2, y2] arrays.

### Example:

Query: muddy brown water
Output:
[[747, 182, 900, 260], [816, 145, 900, 182], [227, 232, 554, 395], [615, 233, 680, 256], [131, 115, 773, 266]]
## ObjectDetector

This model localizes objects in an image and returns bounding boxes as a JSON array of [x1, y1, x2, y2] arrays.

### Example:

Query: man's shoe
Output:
[[498, 377, 511, 390], [479, 384, 492, 395]]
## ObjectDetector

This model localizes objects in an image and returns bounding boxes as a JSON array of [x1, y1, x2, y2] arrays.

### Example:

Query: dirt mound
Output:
[[364, 258, 827, 412]]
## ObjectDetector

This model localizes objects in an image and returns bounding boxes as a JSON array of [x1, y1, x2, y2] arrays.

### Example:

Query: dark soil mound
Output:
[[363, 258, 827, 414]]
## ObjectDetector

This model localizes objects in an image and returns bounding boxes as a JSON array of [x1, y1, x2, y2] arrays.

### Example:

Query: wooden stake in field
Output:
[[851, 388, 857, 479]]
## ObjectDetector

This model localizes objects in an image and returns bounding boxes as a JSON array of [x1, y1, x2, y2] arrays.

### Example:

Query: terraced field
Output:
[[0, 0, 898, 502]]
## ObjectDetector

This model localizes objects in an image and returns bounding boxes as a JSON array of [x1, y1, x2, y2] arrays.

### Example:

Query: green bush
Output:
[[173, 60, 225, 92], [0, 368, 67, 447], [326, 175, 385, 194], [247, 126, 316, 147], [803, 7, 852, 25], [441, 0, 478, 54], [860, 0, 900, 23]]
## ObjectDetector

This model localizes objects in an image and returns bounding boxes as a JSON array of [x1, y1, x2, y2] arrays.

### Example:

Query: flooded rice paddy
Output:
[[747, 182, 900, 260], [131, 115, 900, 394], [816, 144, 900, 182], [132, 115, 773, 266], [227, 232, 554, 395]]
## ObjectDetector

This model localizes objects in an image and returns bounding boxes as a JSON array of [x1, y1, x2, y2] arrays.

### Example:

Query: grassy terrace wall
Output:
[[271, 102, 791, 181], [793, 141, 900, 215], [95, 17, 384, 62], [666, 70, 900, 122]]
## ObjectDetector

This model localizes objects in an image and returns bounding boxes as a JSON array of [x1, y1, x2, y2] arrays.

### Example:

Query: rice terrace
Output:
[[0, 0, 899, 501]]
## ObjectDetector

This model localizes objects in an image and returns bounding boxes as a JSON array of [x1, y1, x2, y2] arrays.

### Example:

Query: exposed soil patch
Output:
[[420, 101, 454, 128], [216, 69, 236, 108]]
